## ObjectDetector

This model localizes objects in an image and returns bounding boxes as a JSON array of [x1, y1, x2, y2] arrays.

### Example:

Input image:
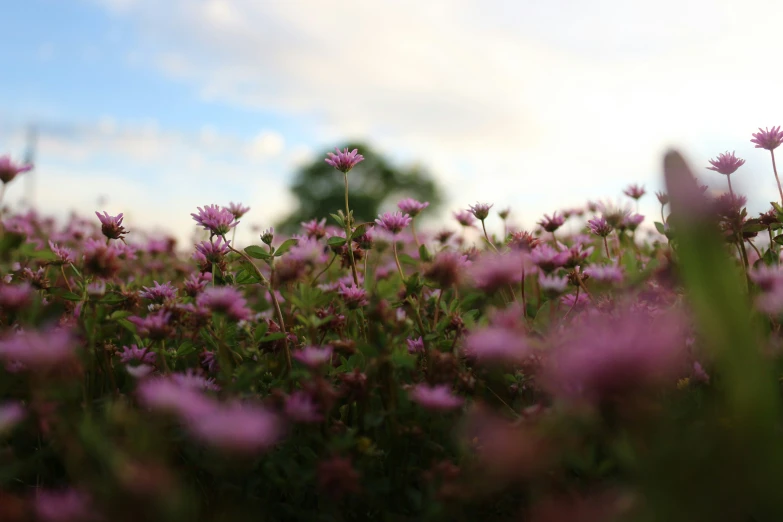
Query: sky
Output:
[[1, 0, 782, 246]]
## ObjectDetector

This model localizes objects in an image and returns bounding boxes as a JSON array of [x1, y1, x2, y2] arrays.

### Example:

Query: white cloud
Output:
[[81, 0, 783, 228], [246, 131, 285, 161]]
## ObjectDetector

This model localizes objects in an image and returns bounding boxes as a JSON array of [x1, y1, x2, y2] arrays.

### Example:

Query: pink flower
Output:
[[337, 283, 368, 308], [0, 155, 33, 184], [468, 202, 494, 221], [0, 402, 25, 433], [621, 213, 644, 230], [751, 126, 783, 151], [375, 211, 412, 235], [707, 151, 745, 175], [0, 328, 76, 369], [35, 489, 96, 522], [453, 209, 476, 227], [543, 310, 687, 403], [118, 344, 156, 365], [171, 369, 220, 391], [293, 345, 334, 368], [191, 204, 239, 236], [656, 191, 669, 205], [137, 377, 214, 418], [584, 264, 624, 283], [692, 361, 710, 384], [406, 336, 424, 354], [48, 241, 75, 264], [128, 310, 173, 340], [324, 147, 364, 173], [226, 202, 250, 219], [469, 252, 527, 292], [197, 286, 253, 321], [409, 384, 463, 411], [538, 273, 569, 294], [587, 216, 613, 237], [139, 280, 177, 303], [397, 198, 429, 217], [462, 326, 530, 364], [530, 244, 569, 273], [623, 184, 646, 200], [301, 218, 327, 239], [95, 211, 127, 240], [185, 401, 282, 454], [284, 391, 323, 423], [0, 283, 33, 312], [538, 212, 566, 233], [424, 251, 471, 288], [184, 272, 212, 297]]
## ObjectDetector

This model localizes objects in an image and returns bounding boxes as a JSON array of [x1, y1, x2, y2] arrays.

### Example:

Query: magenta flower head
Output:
[[375, 211, 412, 235], [623, 184, 646, 200], [48, 241, 76, 265], [337, 282, 368, 308], [118, 344, 156, 365], [469, 252, 527, 292], [751, 126, 783, 151], [191, 204, 239, 237], [406, 336, 425, 354], [285, 391, 323, 423], [584, 264, 624, 283], [462, 325, 530, 364], [542, 309, 687, 404], [325, 147, 364, 173], [137, 377, 214, 418], [0, 402, 25, 434], [35, 489, 96, 522], [587, 216, 613, 237], [0, 328, 76, 370], [409, 384, 463, 411], [128, 310, 173, 340], [226, 202, 250, 220], [538, 273, 569, 295], [530, 244, 569, 273], [301, 218, 327, 239], [185, 401, 282, 454], [0, 155, 33, 184], [95, 211, 127, 240], [538, 212, 566, 233], [656, 191, 669, 205], [197, 286, 253, 322], [293, 345, 334, 369], [397, 198, 430, 217], [453, 209, 476, 227], [139, 280, 177, 303], [707, 151, 745, 175], [468, 202, 494, 221], [424, 250, 471, 288]]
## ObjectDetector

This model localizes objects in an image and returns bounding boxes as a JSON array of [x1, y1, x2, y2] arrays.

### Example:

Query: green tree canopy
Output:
[[276, 141, 443, 233]]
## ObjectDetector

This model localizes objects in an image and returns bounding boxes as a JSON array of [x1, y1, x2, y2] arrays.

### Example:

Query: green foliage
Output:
[[276, 141, 443, 232]]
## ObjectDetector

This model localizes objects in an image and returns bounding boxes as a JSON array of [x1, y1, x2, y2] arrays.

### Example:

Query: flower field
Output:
[[2, 137, 783, 521]]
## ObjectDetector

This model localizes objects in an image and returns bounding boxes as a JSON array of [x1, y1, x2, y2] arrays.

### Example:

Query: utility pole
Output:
[[23, 125, 38, 208]]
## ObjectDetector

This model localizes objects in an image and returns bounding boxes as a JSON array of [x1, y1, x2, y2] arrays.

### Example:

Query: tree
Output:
[[276, 142, 442, 233]]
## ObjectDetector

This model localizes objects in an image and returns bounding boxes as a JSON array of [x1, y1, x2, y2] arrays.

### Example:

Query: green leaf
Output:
[[260, 332, 286, 342], [177, 341, 197, 357], [330, 213, 344, 227], [99, 294, 126, 304], [50, 288, 82, 301], [352, 222, 374, 238], [773, 235, 783, 245], [244, 245, 272, 260], [418, 244, 432, 262], [235, 268, 262, 285], [0, 233, 24, 253], [274, 238, 299, 257], [327, 236, 347, 247], [109, 310, 133, 320], [654, 221, 666, 234], [397, 253, 418, 266]]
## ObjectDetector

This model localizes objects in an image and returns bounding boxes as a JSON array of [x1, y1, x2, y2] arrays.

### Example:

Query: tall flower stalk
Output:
[[325, 148, 365, 286], [751, 127, 783, 205]]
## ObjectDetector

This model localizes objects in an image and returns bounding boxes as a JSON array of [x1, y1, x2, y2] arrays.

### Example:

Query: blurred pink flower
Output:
[[0, 155, 33, 184], [293, 345, 334, 369], [397, 198, 429, 217], [409, 384, 463, 411], [707, 151, 745, 175], [751, 126, 783, 151], [462, 325, 531, 364]]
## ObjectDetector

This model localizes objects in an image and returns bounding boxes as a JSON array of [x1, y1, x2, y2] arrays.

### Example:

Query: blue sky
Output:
[[2, 0, 783, 245]]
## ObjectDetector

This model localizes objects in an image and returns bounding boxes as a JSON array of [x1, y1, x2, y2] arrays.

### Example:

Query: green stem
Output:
[[392, 241, 406, 283], [481, 220, 500, 254], [225, 240, 292, 373], [310, 253, 337, 287], [771, 150, 783, 206], [343, 172, 360, 286], [411, 218, 420, 247]]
